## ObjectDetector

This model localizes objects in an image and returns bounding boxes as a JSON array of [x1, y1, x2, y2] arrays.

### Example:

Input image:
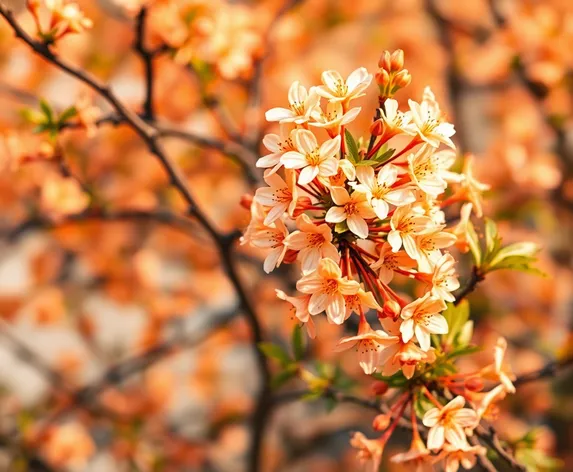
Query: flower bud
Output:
[[375, 69, 391, 88], [389, 49, 405, 72], [378, 51, 391, 71], [240, 193, 254, 210], [381, 299, 401, 319], [393, 69, 412, 89], [372, 413, 391, 431], [369, 118, 385, 136], [371, 381, 389, 396]]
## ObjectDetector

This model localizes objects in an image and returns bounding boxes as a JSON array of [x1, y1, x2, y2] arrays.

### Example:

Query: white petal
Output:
[[265, 107, 295, 122]]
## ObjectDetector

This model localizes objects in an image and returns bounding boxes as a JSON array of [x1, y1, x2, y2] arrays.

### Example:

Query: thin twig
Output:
[[476, 424, 527, 471], [133, 7, 155, 120], [454, 266, 484, 305]]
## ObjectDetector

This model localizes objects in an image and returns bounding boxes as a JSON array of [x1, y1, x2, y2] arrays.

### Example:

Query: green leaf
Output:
[[344, 129, 360, 164], [443, 300, 470, 347], [58, 106, 78, 124], [291, 324, 305, 361], [466, 221, 482, 266], [39, 99, 54, 124], [334, 221, 349, 234], [484, 218, 501, 258], [354, 159, 380, 166], [489, 242, 540, 268], [258, 342, 291, 367], [373, 148, 395, 163]]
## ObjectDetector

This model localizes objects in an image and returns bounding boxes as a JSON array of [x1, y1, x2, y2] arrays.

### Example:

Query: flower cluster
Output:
[[147, 0, 262, 79], [242, 51, 520, 470], [27, 0, 93, 42]]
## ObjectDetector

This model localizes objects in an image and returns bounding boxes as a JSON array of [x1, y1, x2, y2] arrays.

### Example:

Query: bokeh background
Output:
[[0, 0, 572, 470]]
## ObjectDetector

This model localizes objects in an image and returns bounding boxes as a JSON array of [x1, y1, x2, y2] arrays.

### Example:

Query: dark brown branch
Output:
[[454, 266, 484, 305], [514, 355, 573, 387], [133, 7, 156, 120], [476, 424, 527, 471]]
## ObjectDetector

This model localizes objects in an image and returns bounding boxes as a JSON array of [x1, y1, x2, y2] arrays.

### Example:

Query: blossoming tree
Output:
[[0, 1, 572, 471]]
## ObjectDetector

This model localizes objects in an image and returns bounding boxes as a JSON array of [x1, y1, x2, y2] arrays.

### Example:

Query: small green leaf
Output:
[[484, 218, 501, 258], [443, 300, 470, 347], [291, 324, 305, 361], [466, 221, 482, 266], [344, 129, 359, 164], [58, 106, 78, 124], [373, 148, 395, 163], [334, 221, 349, 234], [354, 159, 379, 166], [258, 342, 291, 367], [39, 99, 54, 124]]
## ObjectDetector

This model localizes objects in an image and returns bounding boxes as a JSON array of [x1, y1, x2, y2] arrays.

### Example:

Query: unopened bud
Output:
[[378, 51, 391, 71], [389, 49, 405, 72], [372, 413, 391, 431], [371, 381, 389, 396], [369, 118, 385, 137], [375, 69, 391, 88], [382, 299, 401, 319], [240, 193, 254, 210], [465, 377, 484, 392], [393, 69, 412, 89]]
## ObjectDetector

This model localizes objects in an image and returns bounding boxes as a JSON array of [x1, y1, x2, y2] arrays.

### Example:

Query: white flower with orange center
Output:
[[412, 227, 457, 272], [296, 258, 360, 325], [378, 337, 434, 379], [249, 218, 289, 274], [407, 145, 457, 197], [315, 67, 373, 106], [469, 384, 507, 420], [284, 214, 340, 274], [349, 432, 384, 472], [275, 289, 315, 339], [456, 154, 491, 218], [422, 396, 479, 451], [336, 318, 399, 375], [352, 165, 415, 220], [375, 98, 415, 138], [406, 87, 456, 149], [388, 205, 434, 258], [309, 101, 361, 137], [370, 242, 416, 284], [254, 170, 298, 225], [257, 124, 296, 174], [342, 288, 383, 320], [325, 186, 376, 239], [400, 293, 447, 351], [390, 436, 433, 471], [424, 252, 460, 302], [265, 81, 319, 124], [480, 337, 516, 394], [438, 443, 486, 472], [281, 129, 340, 185]]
